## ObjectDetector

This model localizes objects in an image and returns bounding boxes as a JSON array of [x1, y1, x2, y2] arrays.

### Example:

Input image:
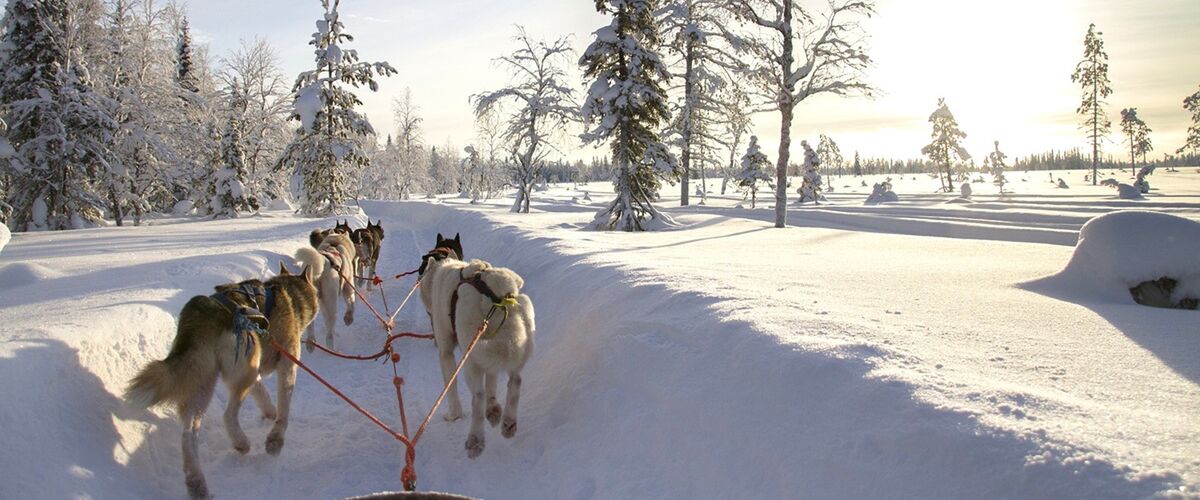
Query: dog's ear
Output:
[[301, 265, 313, 284], [454, 232, 460, 242], [436, 232, 444, 243], [278, 261, 291, 275]]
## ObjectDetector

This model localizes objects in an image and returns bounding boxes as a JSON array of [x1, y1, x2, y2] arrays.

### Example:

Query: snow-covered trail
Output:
[[0, 188, 1195, 499]]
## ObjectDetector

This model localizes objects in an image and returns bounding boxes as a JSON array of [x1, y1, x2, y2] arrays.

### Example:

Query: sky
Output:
[[188, 0, 1200, 164]]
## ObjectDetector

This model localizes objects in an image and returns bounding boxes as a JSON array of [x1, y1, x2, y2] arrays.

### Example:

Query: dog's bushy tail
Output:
[[295, 246, 327, 281], [124, 352, 212, 410]]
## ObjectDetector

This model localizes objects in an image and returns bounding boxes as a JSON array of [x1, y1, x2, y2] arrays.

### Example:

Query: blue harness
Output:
[[212, 282, 276, 362]]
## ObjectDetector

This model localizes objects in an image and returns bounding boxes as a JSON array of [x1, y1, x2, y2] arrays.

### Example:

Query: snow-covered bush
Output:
[[865, 182, 898, 204], [1051, 211, 1199, 308], [960, 182, 972, 199]]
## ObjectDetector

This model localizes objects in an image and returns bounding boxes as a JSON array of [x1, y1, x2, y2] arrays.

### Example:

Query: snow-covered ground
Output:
[[1, 169, 1198, 499]]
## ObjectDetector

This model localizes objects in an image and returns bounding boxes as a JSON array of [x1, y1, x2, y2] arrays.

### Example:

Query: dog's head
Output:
[[334, 220, 352, 235], [369, 219, 385, 240], [435, 232, 463, 261]]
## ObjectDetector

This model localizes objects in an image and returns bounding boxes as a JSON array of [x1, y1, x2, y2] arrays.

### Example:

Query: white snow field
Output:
[[1, 169, 1198, 499]]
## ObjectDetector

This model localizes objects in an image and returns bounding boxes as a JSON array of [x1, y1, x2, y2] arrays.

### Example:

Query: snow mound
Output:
[[267, 198, 294, 211], [0, 223, 9, 253], [1116, 183, 1143, 200], [1043, 211, 1200, 303], [0, 261, 62, 287]]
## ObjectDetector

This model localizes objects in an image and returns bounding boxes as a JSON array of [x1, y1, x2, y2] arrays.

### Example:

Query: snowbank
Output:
[[0, 223, 9, 253], [1044, 211, 1200, 303]]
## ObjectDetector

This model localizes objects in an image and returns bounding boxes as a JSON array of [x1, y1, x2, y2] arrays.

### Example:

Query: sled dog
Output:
[[351, 220, 383, 289], [420, 234, 534, 458], [299, 231, 357, 351], [125, 266, 318, 499]]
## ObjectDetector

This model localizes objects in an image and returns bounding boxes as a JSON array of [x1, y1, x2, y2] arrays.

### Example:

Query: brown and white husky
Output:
[[125, 265, 318, 498]]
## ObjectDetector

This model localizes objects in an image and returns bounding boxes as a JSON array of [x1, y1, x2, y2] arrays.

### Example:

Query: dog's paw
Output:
[[260, 409, 277, 422], [486, 403, 502, 427], [265, 432, 285, 456], [501, 416, 517, 439], [465, 433, 484, 459], [343, 311, 354, 326], [232, 436, 250, 455], [443, 409, 464, 422], [185, 473, 210, 499]]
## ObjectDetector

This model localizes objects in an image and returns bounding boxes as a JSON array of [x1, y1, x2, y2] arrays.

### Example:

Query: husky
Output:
[[298, 231, 357, 352], [125, 265, 318, 499], [351, 221, 383, 289], [418, 233, 467, 420], [420, 235, 534, 458], [309, 228, 331, 249], [334, 219, 352, 235]]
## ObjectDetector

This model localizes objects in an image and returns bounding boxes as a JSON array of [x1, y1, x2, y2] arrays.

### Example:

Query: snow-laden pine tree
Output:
[[796, 140, 822, 204], [210, 79, 256, 217], [1178, 85, 1200, 155], [175, 16, 199, 93], [580, 0, 678, 231], [660, 0, 740, 206], [275, 0, 395, 215], [852, 150, 862, 176], [1120, 107, 1149, 174], [816, 134, 843, 180], [1071, 23, 1112, 186], [472, 26, 578, 213], [726, 0, 875, 227], [734, 135, 771, 207], [988, 140, 1008, 194], [1, 0, 119, 231], [921, 98, 971, 193]]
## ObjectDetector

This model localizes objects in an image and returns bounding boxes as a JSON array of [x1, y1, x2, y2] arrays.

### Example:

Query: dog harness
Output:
[[449, 270, 520, 339], [211, 282, 275, 361], [416, 246, 459, 277]]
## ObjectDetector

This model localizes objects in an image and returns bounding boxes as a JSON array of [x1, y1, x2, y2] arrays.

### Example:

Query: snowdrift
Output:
[[1040, 211, 1200, 304]]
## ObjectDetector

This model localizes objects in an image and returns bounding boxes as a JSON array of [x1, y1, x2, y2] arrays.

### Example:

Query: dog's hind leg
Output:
[[222, 369, 257, 454], [265, 356, 297, 456], [342, 280, 355, 326], [501, 371, 522, 439], [438, 344, 464, 421], [464, 363, 486, 458], [249, 380, 277, 421], [485, 373, 501, 427], [180, 376, 217, 499]]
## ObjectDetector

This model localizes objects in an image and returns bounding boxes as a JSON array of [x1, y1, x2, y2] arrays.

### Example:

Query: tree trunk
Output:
[[680, 37, 695, 207], [1092, 78, 1098, 186], [774, 1, 794, 229]]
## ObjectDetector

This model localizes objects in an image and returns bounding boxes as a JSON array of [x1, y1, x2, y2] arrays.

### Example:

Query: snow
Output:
[[1034, 210, 1200, 304], [0, 223, 8, 253], [1, 170, 1199, 498], [294, 83, 322, 133], [1116, 183, 1144, 200]]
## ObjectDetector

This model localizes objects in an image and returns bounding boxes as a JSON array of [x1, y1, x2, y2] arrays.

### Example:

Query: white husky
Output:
[[297, 232, 356, 351], [421, 254, 534, 458]]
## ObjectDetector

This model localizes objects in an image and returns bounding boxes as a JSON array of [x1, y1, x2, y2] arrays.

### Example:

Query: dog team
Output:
[[124, 220, 536, 498]]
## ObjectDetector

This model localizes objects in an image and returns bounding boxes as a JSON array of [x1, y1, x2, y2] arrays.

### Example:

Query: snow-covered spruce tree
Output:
[[717, 82, 751, 195], [1071, 23, 1112, 186], [1119, 107, 1152, 175], [1178, 85, 1200, 155], [727, 0, 874, 228], [472, 26, 578, 213], [988, 140, 1008, 194], [795, 139, 822, 204], [921, 98, 971, 193], [580, 0, 679, 231], [816, 134, 843, 181], [275, 0, 395, 215], [1, 0, 119, 231], [210, 79, 257, 217], [734, 135, 771, 207], [175, 16, 199, 93], [660, 0, 740, 206], [852, 150, 862, 176]]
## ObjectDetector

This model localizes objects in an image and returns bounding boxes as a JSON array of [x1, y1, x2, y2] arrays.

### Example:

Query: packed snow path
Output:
[[1, 175, 1197, 498]]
